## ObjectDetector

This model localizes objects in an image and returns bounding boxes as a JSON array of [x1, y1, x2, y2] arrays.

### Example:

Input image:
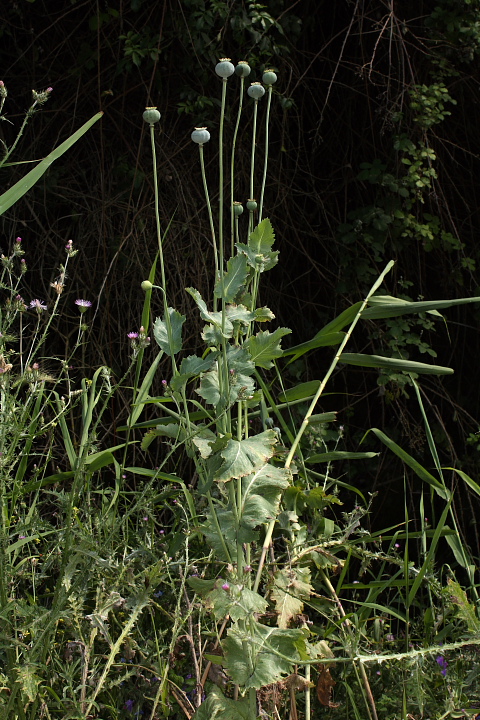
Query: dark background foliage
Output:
[[1, 0, 480, 551]]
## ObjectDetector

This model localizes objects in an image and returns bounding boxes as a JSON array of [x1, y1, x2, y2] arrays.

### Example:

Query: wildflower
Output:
[[0, 81, 7, 98], [436, 655, 448, 677], [65, 239, 78, 257], [127, 332, 139, 339], [222, 583, 230, 591], [386, 633, 394, 642], [29, 299, 47, 313], [124, 699, 134, 712], [75, 299, 92, 313]]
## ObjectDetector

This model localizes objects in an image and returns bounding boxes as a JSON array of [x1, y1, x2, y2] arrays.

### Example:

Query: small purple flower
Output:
[[29, 299, 47, 313], [386, 633, 394, 642], [128, 332, 139, 339], [15, 237, 22, 244], [222, 583, 230, 591], [124, 699, 134, 712], [75, 299, 92, 314], [436, 656, 448, 677], [18, 535, 26, 539]]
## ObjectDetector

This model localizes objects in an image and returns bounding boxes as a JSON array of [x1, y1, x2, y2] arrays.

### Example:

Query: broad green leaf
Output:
[[278, 380, 320, 402], [214, 254, 248, 302], [0, 112, 103, 215], [223, 621, 305, 689], [370, 428, 449, 499], [254, 306, 275, 322], [170, 354, 215, 391], [191, 687, 251, 720], [246, 327, 292, 368], [306, 451, 378, 463], [196, 369, 255, 408], [226, 344, 255, 376], [202, 507, 257, 562], [141, 423, 186, 450], [282, 332, 345, 360], [214, 430, 277, 482], [225, 304, 255, 325], [205, 581, 267, 621], [363, 295, 480, 320], [236, 218, 279, 271], [191, 426, 217, 458], [340, 353, 453, 375], [240, 463, 291, 527], [186, 577, 217, 595], [186, 287, 233, 337], [271, 567, 313, 628], [153, 307, 185, 356]]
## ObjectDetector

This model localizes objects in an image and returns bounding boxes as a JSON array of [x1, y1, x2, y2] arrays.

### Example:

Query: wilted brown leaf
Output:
[[316, 664, 339, 708]]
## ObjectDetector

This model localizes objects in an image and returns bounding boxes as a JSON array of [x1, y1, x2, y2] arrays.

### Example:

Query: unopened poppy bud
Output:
[[141, 280, 153, 291]]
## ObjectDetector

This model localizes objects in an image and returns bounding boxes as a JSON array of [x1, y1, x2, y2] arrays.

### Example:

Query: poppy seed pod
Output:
[[215, 58, 235, 78], [247, 82, 265, 100], [143, 107, 161, 124], [235, 61, 251, 77], [246, 199, 257, 211], [233, 201, 244, 216], [262, 69, 277, 85], [191, 127, 211, 145]]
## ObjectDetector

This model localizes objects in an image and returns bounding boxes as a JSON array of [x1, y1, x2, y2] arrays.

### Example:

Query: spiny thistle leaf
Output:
[[153, 308, 185, 356], [245, 327, 292, 368]]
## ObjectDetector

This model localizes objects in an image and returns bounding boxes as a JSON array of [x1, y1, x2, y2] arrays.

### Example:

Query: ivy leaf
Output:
[[153, 308, 185, 356], [214, 254, 248, 302], [246, 328, 292, 368], [240, 464, 291, 527], [191, 687, 251, 720], [271, 567, 313, 628], [205, 581, 268, 621], [223, 621, 306, 689], [214, 431, 277, 482]]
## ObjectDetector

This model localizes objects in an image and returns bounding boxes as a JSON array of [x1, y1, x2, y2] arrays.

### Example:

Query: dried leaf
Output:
[[316, 664, 339, 708]]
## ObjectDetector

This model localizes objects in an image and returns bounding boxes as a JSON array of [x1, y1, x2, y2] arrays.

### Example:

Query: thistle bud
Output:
[[142, 107, 161, 124], [247, 82, 265, 100], [235, 61, 251, 77], [0, 81, 7, 99], [262, 70, 277, 85], [215, 58, 235, 78], [191, 127, 210, 145]]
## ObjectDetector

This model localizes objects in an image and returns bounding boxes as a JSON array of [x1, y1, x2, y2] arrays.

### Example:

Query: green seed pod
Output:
[[246, 199, 257, 211], [215, 58, 235, 78], [247, 82, 265, 99], [262, 69, 277, 85], [235, 61, 251, 77], [233, 201, 244, 216], [141, 280, 153, 291], [142, 107, 161, 124], [191, 127, 211, 145]]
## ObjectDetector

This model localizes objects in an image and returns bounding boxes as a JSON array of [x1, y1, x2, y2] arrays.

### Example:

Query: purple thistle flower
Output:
[[75, 299, 92, 314], [436, 655, 448, 677], [222, 583, 230, 591], [29, 299, 47, 312], [128, 332, 139, 339]]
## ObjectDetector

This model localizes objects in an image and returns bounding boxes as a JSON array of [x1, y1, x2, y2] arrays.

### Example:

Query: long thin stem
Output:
[[249, 99, 259, 235], [259, 85, 273, 223], [230, 76, 245, 257], [199, 144, 219, 282]]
